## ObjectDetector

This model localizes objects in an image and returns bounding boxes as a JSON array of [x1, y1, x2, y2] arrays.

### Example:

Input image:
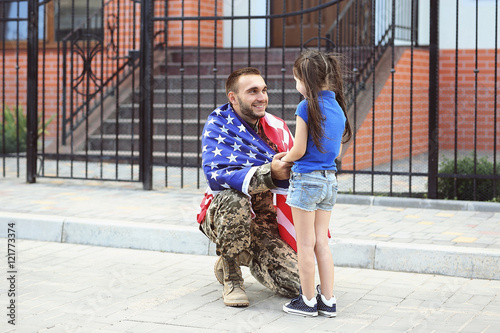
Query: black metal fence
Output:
[[1, 0, 499, 201]]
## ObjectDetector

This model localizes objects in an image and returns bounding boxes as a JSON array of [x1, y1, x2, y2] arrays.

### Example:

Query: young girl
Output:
[[281, 49, 352, 317]]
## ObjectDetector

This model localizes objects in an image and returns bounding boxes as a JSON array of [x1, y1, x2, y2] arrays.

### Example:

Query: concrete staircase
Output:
[[85, 48, 304, 167]]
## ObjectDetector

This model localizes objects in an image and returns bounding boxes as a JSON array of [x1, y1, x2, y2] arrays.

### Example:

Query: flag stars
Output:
[[203, 130, 211, 138], [209, 161, 219, 170], [243, 160, 254, 167], [210, 170, 219, 180], [215, 135, 226, 144], [234, 135, 243, 142], [219, 125, 229, 134], [231, 142, 242, 151], [226, 114, 235, 124], [226, 153, 238, 163], [212, 147, 223, 157], [246, 151, 257, 159], [237, 124, 247, 132], [207, 118, 216, 125]]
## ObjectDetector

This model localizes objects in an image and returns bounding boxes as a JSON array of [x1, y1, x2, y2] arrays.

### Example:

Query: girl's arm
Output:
[[281, 116, 308, 163]]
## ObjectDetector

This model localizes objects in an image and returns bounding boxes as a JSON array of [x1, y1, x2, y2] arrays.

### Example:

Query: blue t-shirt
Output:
[[292, 90, 346, 173]]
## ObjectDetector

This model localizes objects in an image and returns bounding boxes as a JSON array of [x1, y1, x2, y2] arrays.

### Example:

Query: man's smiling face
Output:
[[229, 74, 268, 125]]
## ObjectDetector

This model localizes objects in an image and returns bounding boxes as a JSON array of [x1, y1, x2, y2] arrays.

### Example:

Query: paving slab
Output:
[[1, 240, 499, 332]]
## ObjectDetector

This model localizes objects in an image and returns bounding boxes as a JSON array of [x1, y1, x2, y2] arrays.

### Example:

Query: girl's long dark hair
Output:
[[293, 50, 352, 152]]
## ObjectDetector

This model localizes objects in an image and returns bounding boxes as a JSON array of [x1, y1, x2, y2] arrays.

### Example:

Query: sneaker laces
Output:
[[289, 295, 302, 304]]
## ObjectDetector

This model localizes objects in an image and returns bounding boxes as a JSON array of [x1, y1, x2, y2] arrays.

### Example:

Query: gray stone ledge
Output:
[[337, 194, 500, 212]]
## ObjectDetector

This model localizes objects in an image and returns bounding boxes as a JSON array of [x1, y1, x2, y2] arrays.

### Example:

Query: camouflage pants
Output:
[[201, 189, 300, 298]]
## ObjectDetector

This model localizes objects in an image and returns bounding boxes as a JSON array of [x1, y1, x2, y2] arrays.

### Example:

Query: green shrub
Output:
[[0, 106, 27, 153], [1, 105, 54, 154], [437, 153, 500, 202]]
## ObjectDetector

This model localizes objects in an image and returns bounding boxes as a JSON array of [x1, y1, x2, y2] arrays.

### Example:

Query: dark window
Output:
[[0, 0, 103, 42], [55, 0, 103, 41], [0, 1, 44, 41]]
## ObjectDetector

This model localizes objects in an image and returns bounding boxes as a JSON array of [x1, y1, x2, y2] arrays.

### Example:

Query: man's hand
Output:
[[271, 152, 293, 180]]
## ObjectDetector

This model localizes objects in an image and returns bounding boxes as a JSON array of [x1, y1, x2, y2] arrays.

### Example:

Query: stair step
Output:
[[116, 103, 298, 123], [100, 118, 295, 128], [119, 103, 299, 110], [99, 117, 295, 137], [147, 89, 300, 105], [151, 75, 298, 90], [159, 62, 299, 76], [149, 88, 298, 94], [90, 134, 201, 141], [84, 150, 201, 158], [167, 48, 302, 64], [103, 119, 206, 125], [83, 150, 201, 167], [164, 47, 374, 70], [87, 133, 200, 151]]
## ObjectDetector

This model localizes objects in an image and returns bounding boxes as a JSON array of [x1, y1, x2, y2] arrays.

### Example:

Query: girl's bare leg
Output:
[[291, 207, 316, 300], [314, 209, 334, 299]]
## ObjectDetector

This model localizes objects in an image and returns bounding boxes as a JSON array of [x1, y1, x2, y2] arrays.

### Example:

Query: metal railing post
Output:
[[428, 0, 440, 198], [27, 0, 39, 183], [139, 0, 154, 190]]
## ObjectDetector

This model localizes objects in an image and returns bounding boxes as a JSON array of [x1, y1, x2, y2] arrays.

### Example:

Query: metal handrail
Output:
[[61, 0, 139, 145]]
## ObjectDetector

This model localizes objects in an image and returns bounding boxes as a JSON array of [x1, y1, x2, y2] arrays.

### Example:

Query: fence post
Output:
[[139, 0, 154, 190], [428, 0, 440, 199], [26, 0, 39, 183]]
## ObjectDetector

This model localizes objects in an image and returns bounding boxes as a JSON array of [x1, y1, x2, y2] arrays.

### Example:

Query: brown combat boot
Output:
[[221, 257, 249, 307], [214, 251, 252, 285]]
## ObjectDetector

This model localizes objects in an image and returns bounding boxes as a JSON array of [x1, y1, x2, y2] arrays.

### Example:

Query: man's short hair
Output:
[[225, 67, 262, 95]]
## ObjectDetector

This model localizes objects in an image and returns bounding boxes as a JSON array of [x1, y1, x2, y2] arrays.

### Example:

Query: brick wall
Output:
[[160, 0, 223, 47], [341, 49, 430, 170], [438, 49, 500, 152], [341, 48, 498, 171]]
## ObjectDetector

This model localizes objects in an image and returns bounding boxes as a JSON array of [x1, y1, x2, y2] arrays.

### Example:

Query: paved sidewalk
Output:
[[1, 239, 500, 332], [1, 177, 500, 280]]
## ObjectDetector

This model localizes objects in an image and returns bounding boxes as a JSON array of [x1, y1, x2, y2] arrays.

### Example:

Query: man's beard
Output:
[[237, 96, 266, 121]]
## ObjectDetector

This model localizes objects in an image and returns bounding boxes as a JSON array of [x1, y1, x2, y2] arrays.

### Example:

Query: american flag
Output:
[[197, 103, 297, 251]]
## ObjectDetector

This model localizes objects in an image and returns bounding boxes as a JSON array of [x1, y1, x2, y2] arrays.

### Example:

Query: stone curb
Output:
[[337, 194, 500, 212], [330, 238, 500, 280], [373, 242, 500, 280], [2, 211, 499, 281], [0, 212, 216, 256]]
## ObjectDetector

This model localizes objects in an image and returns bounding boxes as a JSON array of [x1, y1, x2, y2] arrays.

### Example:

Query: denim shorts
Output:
[[285, 170, 338, 212]]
